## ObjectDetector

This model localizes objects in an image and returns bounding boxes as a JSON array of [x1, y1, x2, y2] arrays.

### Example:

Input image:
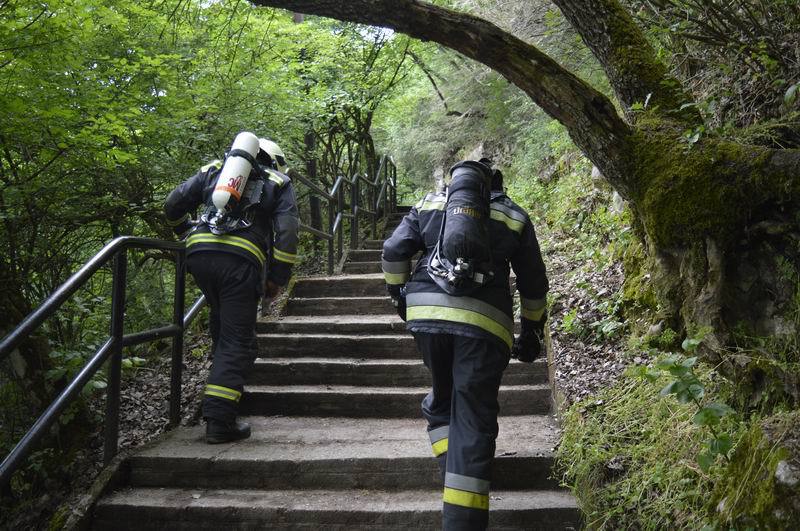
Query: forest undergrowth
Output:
[[518, 155, 800, 529]]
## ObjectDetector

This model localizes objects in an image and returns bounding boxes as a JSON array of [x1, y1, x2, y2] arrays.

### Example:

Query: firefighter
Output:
[[382, 159, 548, 530], [164, 137, 299, 444]]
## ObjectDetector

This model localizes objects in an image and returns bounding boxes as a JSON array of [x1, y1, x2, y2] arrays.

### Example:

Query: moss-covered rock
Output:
[[711, 411, 800, 529]]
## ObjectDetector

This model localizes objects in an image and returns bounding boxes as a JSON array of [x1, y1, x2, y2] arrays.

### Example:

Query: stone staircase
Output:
[[90, 210, 581, 530]]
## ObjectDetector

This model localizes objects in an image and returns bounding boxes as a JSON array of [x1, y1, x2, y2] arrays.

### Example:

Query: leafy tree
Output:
[[0, 0, 410, 514]]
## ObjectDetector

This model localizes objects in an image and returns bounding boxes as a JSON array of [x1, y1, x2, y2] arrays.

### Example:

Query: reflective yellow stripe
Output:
[[419, 200, 445, 212], [384, 272, 410, 285], [187, 234, 266, 264], [167, 213, 189, 227], [443, 487, 490, 511], [432, 437, 449, 457], [273, 248, 298, 264], [406, 306, 513, 349], [201, 160, 222, 172], [490, 209, 524, 233], [522, 307, 546, 320], [267, 169, 287, 187], [205, 384, 241, 402]]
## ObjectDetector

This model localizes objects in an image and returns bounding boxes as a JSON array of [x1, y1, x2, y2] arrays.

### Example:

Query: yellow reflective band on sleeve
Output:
[[273, 248, 298, 264], [418, 200, 446, 212], [490, 208, 525, 233], [167, 213, 189, 227], [432, 437, 449, 457], [384, 272, 410, 285], [443, 487, 490, 511], [205, 384, 242, 402], [406, 306, 513, 349], [201, 160, 223, 172], [522, 307, 546, 321], [187, 234, 266, 265], [267, 170, 287, 187]]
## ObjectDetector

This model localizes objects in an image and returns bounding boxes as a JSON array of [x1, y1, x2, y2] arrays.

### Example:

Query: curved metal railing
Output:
[[0, 237, 205, 488]]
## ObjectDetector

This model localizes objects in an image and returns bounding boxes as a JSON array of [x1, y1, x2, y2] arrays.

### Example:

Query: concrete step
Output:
[[292, 274, 385, 297], [124, 416, 562, 491], [362, 239, 384, 249], [257, 333, 416, 359], [284, 296, 394, 316], [93, 487, 581, 530], [258, 314, 407, 335], [348, 249, 382, 262], [239, 384, 551, 417], [342, 261, 382, 274], [258, 315, 522, 335], [249, 358, 548, 386]]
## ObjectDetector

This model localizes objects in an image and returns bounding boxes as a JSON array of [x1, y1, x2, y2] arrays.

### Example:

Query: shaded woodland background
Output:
[[1, 0, 799, 528]]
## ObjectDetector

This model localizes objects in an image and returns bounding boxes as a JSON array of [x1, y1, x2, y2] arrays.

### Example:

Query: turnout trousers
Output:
[[413, 332, 510, 531], [187, 251, 261, 423]]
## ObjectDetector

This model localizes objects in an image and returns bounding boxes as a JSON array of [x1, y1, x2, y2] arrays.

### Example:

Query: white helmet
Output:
[[258, 138, 287, 173]]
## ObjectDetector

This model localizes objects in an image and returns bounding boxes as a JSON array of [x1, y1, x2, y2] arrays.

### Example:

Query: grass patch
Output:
[[556, 365, 735, 529]]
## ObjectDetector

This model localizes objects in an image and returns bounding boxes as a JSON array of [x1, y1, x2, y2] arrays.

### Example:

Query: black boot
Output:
[[205, 418, 251, 444]]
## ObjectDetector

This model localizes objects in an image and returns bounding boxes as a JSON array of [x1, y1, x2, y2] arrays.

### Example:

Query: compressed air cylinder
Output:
[[211, 131, 260, 215]]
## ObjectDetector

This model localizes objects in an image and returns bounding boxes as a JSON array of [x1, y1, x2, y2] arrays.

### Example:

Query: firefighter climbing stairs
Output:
[[90, 210, 581, 529]]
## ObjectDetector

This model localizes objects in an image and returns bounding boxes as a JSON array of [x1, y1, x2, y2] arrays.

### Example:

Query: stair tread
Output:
[[245, 383, 549, 393], [134, 415, 559, 461], [255, 357, 422, 364], [97, 486, 578, 511], [256, 333, 410, 339], [296, 273, 384, 281], [267, 315, 404, 323], [255, 357, 546, 367], [289, 296, 390, 301]]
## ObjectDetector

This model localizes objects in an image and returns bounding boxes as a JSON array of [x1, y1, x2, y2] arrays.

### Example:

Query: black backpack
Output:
[[427, 160, 495, 295]]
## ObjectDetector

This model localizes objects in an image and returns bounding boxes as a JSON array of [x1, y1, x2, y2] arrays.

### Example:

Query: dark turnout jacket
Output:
[[164, 160, 300, 286], [382, 190, 548, 351]]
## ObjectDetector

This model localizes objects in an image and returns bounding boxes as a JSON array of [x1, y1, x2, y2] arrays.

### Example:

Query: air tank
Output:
[[211, 131, 260, 215]]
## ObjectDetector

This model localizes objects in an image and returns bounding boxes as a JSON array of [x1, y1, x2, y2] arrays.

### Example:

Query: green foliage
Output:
[[710, 411, 800, 529], [558, 360, 800, 529], [558, 369, 725, 529], [635, 333, 737, 472], [629, 0, 800, 137], [0, 2, 413, 525]]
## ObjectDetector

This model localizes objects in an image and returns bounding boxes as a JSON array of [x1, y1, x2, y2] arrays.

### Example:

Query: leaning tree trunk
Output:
[[253, 0, 800, 398]]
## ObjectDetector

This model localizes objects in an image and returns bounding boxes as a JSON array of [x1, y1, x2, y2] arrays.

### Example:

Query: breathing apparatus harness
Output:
[[427, 160, 495, 296]]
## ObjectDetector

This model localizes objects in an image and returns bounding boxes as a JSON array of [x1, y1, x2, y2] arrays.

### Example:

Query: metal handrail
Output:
[[0, 236, 205, 489], [289, 154, 397, 274], [0, 153, 398, 490]]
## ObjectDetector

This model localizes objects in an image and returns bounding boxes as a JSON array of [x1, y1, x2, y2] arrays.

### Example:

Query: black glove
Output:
[[387, 285, 407, 321], [512, 313, 547, 363]]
